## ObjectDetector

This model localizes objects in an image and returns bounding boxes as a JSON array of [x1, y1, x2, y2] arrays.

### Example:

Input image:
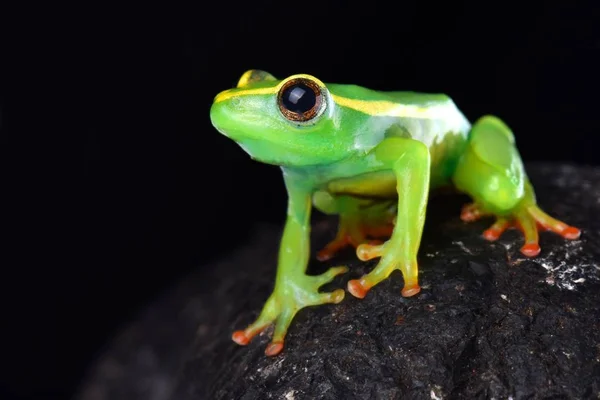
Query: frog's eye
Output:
[[277, 78, 324, 122]]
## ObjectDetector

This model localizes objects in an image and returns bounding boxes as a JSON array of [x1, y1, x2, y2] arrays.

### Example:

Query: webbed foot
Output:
[[348, 239, 421, 299], [461, 202, 581, 257], [347, 236, 421, 299], [232, 266, 348, 356]]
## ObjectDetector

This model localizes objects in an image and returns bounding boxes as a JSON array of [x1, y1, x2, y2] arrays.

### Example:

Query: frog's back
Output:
[[385, 90, 453, 106], [327, 83, 472, 186], [327, 83, 451, 105], [327, 82, 471, 139]]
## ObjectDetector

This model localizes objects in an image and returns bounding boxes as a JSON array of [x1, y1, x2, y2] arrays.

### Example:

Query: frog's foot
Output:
[[348, 241, 421, 299], [316, 221, 393, 262], [232, 266, 348, 356], [462, 203, 581, 257]]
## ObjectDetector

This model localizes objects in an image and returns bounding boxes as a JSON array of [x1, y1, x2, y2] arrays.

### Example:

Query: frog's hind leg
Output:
[[452, 115, 581, 256], [312, 193, 395, 261]]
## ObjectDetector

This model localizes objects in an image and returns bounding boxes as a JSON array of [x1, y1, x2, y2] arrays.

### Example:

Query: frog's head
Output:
[[210, 70, 352, 167]]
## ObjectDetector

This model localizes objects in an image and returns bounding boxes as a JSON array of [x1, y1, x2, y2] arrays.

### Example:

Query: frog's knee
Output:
[[471, 114, 515, 144], [406, 138, 430, 159], [389, 138, 430, 165], [454, 118, 526, 213]]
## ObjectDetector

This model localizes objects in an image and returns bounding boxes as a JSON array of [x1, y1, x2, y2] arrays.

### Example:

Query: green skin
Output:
[[209, 70, 581, 356]]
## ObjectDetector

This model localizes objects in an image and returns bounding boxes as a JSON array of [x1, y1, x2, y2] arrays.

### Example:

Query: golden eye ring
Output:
[[277, 78, 323, 122]]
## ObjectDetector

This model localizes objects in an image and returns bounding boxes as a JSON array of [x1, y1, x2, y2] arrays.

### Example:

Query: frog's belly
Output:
[[325, 169, 452, 200]]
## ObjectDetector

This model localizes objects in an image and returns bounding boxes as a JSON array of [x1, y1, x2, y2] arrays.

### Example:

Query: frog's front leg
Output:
[[232, 175, 348, 356], [332, 138, 431, 298], [453, 115, 581, 256], [312, 192, 395, 261]]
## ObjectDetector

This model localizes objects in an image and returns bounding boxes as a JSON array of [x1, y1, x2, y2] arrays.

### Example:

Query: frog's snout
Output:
[[209, 97, 227, 133], [210, 93, 244, 139]]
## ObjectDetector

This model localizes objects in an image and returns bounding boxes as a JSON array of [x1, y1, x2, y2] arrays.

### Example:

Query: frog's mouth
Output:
[[233, 138, 288, 166]]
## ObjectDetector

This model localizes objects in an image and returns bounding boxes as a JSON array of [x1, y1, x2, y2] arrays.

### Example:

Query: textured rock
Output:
[[75, 163, 600, 400]]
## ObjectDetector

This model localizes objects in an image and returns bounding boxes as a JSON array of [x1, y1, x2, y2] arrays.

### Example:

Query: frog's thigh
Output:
[[452, 115, 525, 213], [326, 170, 397, 199]]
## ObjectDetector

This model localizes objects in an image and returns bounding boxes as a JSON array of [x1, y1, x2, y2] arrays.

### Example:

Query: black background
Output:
[[4, 1, 599, 398]]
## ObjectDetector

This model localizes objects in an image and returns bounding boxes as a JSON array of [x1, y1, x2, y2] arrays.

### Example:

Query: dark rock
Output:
[[75, 163, 600, 400]]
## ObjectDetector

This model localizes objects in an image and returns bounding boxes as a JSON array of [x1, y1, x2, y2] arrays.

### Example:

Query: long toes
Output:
[[527, 205, 581, 240], [328, 265, 350, 277], [265, 310, 298, 357], [317, 241, 347, 261], [232, 296, 278, 347], [316, 249, 334, 262], [356, 243, 384, 261], [313, 266, 349, 287], [482, 217, 510, 241], [317, 288, 345, 305], [232, 322, 270, 346], [515, 212, 540, 256]]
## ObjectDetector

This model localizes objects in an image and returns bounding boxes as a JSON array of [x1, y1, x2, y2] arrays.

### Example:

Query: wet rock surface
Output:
[[75, 163, 600, 400]]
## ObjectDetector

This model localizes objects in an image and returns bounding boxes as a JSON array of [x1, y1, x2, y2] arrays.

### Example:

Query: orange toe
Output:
[[232, 330, 250, 346], [401, 284, 421, 297], [483, 228, 502, 241], [316, 249, 335, 261], [561, 226, 581, 240], [347, 279, 369, 299], [265, 341, 284, 356], [520, 243, 541, 257]]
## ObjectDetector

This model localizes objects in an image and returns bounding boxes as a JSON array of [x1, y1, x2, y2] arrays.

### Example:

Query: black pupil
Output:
[[281, 83, 317, 114]]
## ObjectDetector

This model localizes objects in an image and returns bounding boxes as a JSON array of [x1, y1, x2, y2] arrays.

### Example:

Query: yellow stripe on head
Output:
[[331, 94, 449, 119]]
